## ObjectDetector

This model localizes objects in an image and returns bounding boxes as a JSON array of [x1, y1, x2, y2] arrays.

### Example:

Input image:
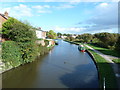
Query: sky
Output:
[[0, 0, 118, 34]]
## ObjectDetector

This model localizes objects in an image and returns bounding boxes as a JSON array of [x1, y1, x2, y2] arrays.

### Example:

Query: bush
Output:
[[2, 17, 19, 38], [18, 42, 37, 64], [44, 40, 49, 47], [37, 44, 49, 56], [2, 41, 22, 68]]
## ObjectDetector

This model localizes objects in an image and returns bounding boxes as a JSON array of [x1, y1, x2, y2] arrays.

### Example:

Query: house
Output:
[[36, 27, 47, 39], [61, 35, 67, 39], [46, 39, 55, 47], [0, 11, 9, 42], [70, 34, 78, 38], [0, 11, 9, 28]]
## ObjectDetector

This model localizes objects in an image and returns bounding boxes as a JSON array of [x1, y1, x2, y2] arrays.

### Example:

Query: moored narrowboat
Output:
[[78, 44, 86, 52]]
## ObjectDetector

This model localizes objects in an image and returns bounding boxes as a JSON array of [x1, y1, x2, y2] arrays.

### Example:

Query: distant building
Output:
[[70, 34, 78, 38], [36, 27, 47, 39], [0, 11, 9, 42], [0, 11, 9, 28], [61, 36, 67, 39]]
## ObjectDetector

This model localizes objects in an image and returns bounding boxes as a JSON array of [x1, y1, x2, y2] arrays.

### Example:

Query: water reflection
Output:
[[2, 40, 99, 88]]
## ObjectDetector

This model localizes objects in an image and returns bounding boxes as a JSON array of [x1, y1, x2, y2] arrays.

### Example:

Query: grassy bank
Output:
[[112, 59, 120, 63], [87, 43, 120, 58], [87, 49, 117, 88]]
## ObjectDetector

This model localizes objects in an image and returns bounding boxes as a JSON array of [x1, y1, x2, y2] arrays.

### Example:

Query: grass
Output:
[[112, 59, 120, 64], [84, 45, 118, 88], [87, 43, 120, 58], [87, 49, 117, 88]]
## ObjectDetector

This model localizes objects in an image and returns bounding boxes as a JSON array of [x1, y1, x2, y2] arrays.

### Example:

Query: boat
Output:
[[78, 44, 86, 52], [55, 41, 58, 45]]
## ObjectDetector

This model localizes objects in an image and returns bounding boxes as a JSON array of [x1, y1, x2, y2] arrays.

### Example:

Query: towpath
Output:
[[85, 44, 120, 89]]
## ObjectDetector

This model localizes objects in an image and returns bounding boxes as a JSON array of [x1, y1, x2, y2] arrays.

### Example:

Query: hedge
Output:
[[2, 41, 22, 68]]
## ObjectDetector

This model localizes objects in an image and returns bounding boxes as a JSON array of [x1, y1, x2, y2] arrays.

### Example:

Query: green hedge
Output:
[[44, 40, 49, 47], [2, 41, 22, 68], [18, 42, 37, 64]]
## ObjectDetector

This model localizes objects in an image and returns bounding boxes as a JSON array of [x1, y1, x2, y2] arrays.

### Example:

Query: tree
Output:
[[94, 32, 119, 49], [2, 17, 37, 64], [76, 33, 93, 43], [2, 17, 19, 39], [57, 32, 62, 38], [47, 30, 57, 39], [115, 36, 120, 51]]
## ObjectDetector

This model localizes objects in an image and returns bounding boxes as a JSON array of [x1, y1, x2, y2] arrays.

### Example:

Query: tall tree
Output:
[[57, 32, 62, 38], [47, 30, 57, 39]]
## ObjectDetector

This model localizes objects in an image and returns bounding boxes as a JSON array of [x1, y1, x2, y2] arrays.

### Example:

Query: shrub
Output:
[[2, 17, 19, 39], [44, 40, 49, 47], [18, 42, 37, 64], [2, 17, 37, 65], [2, 41, 22, 68]]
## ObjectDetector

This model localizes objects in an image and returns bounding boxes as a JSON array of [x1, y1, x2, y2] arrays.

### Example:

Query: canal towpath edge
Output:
[[85, 44, 120, 89]]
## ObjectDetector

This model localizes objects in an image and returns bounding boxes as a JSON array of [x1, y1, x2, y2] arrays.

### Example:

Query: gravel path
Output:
[[85, 44, 120, 89]]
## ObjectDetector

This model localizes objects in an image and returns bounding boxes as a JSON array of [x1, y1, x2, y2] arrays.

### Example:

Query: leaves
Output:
[[47, 30, 57, 39]]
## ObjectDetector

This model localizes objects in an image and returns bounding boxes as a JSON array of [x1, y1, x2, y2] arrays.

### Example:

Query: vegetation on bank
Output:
[[112, 59, 120, 63], [88, 49, 117, 88], [1, 17, 53, 70], [47, 30, 57, 39], [64, 32, 120, 58], [87, 43, 120, 58]]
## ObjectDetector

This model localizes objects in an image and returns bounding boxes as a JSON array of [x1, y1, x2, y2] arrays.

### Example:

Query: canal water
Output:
[[2, 40, 99, 88]]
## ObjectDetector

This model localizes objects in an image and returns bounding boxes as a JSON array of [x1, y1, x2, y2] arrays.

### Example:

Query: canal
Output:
[[2, 40, 99, 88]]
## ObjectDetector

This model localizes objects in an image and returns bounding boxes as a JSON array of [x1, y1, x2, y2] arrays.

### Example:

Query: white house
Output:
[[36, 27, 47, 39]]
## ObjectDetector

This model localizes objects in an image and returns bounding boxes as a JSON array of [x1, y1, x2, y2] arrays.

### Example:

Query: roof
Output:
[[0, 13, 8, 20]]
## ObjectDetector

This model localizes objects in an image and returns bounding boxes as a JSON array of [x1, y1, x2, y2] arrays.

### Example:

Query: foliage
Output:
[[76, 33, 93, 43], [2, 41, 22, 68], [47, 30, 57, 39], [57, 32, 62, 38], [112, 59, 120, 63], [65, 36, 75, 41], [2, 17, 19, 38], [87, 43, 120, 58], [18, 42, 37, 64], [115, 36, 120, 52], [89, 50, 117, 88], [8, 21, 36, 42], [94, 32, 119, 49], [44, 40, 49, 47], [37, 44, 50, 56], [2, 17, 37, 66]]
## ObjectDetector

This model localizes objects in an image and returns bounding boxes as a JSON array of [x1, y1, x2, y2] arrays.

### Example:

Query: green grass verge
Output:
[[84, 44, 118, 88], [112, 59, 120, 64], [87, 43, 120, 58]]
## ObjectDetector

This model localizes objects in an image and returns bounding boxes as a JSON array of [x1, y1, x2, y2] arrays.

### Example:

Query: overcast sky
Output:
[[0, 0, 118, 34]]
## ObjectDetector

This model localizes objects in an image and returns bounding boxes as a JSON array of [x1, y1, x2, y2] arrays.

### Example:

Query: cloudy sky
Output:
[[0, 0, 118, 34]]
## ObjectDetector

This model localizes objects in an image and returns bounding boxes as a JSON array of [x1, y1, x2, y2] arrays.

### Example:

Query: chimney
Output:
[[4, 11, 8, 17]]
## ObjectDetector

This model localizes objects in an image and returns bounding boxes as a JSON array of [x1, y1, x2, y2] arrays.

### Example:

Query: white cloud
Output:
[[32, 5, 52, 14], [54, 4, 75, 9], [38, 10, 51, 13], [32, 5, 51, 9], [79, 2, 118, 33], [99, 3, 108, 7], [0, 4, 33, 18], [53, 26, 86, 34]]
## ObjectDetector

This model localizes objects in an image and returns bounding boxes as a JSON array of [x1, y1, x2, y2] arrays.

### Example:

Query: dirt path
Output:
[[85, 44, 120, 89]]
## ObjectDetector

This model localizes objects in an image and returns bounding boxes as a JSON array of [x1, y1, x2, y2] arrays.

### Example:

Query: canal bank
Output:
[[1, 40, 55, 74], [64, 40, 118, 88], [2, 40, 99, 88]]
